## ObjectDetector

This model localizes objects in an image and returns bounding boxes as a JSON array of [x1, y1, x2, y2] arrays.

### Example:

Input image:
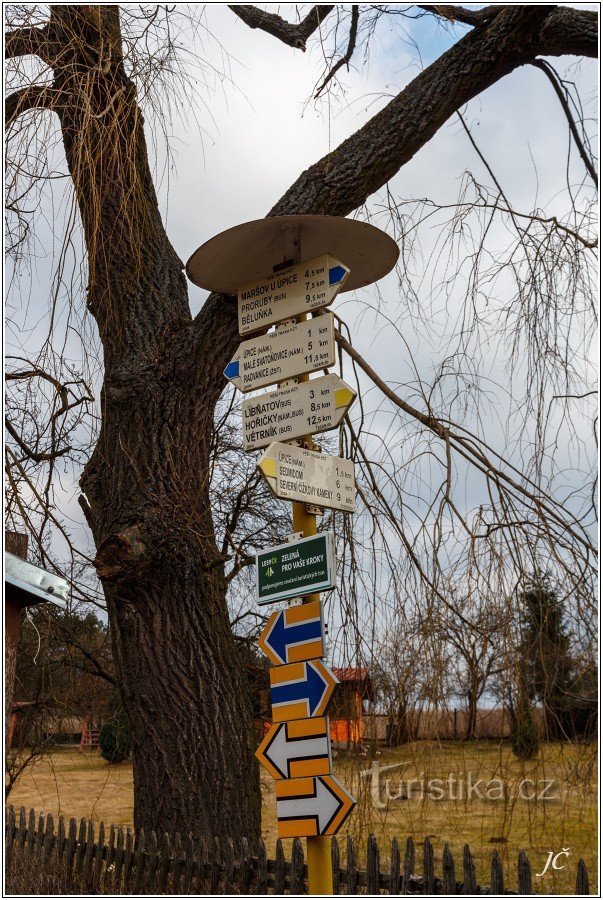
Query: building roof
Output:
[[333, 667, 369, 682]]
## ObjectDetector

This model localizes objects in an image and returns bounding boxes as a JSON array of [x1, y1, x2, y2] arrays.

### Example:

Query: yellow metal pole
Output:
[[281, 229, 334, 894], [292, 497, 334, 895]]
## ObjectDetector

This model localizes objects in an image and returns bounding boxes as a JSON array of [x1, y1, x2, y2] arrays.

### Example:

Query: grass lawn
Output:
[[8, 740, 597, 894]]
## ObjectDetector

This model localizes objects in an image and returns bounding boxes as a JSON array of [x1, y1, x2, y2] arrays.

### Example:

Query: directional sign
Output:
[[256, 716, 332, 780], [242, 374, 356, 451], [256, 535, 336, 607], [224, 314, 335, 394], [238, 254, 350, 335], [258, 600, 325, 664], [269, 659, 338, 722], [275, 775, 356, 838], [257, 442, 355, 513]]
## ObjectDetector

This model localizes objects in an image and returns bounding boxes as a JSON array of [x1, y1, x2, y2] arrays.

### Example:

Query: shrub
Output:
[[99, 712, 132, 763]]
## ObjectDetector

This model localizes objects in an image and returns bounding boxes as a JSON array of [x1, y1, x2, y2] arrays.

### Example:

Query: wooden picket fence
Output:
[[5, 805, 592, 894]]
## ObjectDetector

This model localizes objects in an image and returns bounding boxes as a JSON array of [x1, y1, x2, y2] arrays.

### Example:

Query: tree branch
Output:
[[5, 25, 50, 61], [228, 5, 334, 51], [537, 5, 598, 58], [5, 85, 54, 128], [530, 59, 598, 187], [269, 5, 589, 218], [417, 5, 503, 28], [315, 5, 360, 98]]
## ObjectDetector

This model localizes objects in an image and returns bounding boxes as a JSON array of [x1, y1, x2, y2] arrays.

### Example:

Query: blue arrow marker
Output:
[[224, 360, 239, 380], [271, 662, 329, 717], [329, 265, 347, 286], [266, 615, 323, 666]]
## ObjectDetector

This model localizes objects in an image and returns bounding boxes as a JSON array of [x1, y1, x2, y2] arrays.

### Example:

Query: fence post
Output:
[[182, 833, 195, 894], [257, 837, 268, 894], [290, 836, 305, 895], [171, 831, 183, 893], [74, 817, 87, 880], [576, 858, 590, 895], [517, 849, 532, 895], [423, 837, 434, 894], [6, 806, 16, 874], [347, 834, 358, 895], [158, 832, 171, 893], [83, 819, 96, 890], [143, 829, 158, 894], [490, 849, 504, 895], [389, 837, 400, 895], [92, 820, 105, 892], [462, 844, 477, 894], [274, 838, 286, 895], [367, 834, 380, 894], [131, 827, 146, 894], [402, 837, 415, 892], [112, 825, 125, 891], [442, 843, 455, 894], [64, 817, 77, 886]]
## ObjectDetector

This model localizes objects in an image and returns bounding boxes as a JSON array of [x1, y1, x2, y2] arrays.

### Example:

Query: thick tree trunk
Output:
[[49, 5, 259, 841]]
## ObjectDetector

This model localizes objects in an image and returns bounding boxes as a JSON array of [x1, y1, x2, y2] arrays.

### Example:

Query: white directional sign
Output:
[[257, 442, 355, 513], [224, 314, 335, 394], [238, 254, 350, 335], [242, 374, 356, 451]]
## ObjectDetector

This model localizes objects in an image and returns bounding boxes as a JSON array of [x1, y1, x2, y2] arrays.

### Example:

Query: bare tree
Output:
[[5, 4, 597, 842]]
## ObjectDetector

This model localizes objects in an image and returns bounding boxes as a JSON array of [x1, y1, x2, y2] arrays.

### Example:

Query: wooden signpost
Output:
[[187, 215, 398, 895]]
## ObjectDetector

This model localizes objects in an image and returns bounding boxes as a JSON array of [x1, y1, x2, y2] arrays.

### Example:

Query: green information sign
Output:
[[256, 533, 336, 605]]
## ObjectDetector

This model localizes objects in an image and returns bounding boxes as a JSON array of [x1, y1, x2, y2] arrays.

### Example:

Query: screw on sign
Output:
[[256, 716, 331, 780], [275, 775, 356, 838]]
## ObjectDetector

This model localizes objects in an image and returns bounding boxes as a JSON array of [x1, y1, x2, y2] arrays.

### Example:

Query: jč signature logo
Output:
[[535, 848, 570, 878]]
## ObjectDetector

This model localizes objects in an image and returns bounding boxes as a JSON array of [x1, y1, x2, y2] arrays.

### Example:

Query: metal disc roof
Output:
[[186, 215, 399, 294]]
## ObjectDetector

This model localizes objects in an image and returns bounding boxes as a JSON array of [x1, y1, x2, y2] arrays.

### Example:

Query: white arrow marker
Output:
[[256, 716, 331, 780], [242, 374, 356, 451], [238, 254, 350, 335], [275, 775, 356, 838], [224, 314, 335, 394]]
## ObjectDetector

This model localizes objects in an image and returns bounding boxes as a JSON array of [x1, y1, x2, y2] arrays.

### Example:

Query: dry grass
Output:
[[8, 740, 597, 894]]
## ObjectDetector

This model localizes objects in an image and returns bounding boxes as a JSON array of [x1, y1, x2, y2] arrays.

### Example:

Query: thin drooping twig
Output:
[[530, 59, 598, 187], [334, 331, 595, 559], [314, 5, 360, 98]]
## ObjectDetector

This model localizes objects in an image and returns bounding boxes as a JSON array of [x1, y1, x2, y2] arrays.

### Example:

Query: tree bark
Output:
[[48, 5, 259, 842]]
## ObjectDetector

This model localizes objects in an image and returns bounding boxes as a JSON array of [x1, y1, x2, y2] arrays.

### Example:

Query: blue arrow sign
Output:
[[259, 600, 325, 666], [270, 659, 338, 722], [329, 265, 347, 286], [224, 360, 240, 380]]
